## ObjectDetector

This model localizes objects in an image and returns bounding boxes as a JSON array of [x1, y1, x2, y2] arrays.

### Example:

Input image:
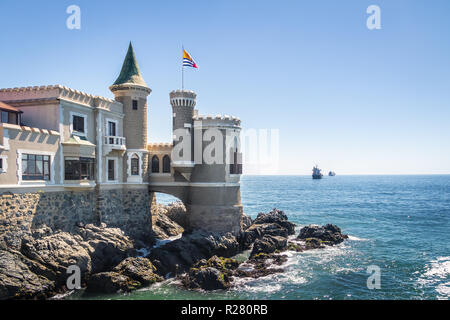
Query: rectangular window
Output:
[[64, 157, 95, 180], [108, 159, 115, 181], [1, 111, 9, 123], [22, 154, 51, 181], [132, 100, 138, 110], [0, 158, 3, 169], [108, 121, 116, 144], [72, 115, 85, 133], [230, 152, 243, 175]]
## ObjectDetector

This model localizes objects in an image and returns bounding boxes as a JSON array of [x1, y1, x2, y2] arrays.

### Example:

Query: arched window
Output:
[[151, 155, 160, 173], [131, 154, 139, 175], [162, 155, 171, 173]]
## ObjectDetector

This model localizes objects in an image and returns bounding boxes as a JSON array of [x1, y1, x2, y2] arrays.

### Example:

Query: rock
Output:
[[183, 267, 231, 291], [241, 214, 252, 230], [252, 209, 296, 235], [181, 255, 239, 291], [113, 257, 162, 285], [250, 235, 287, 257], [76, 224, 136, 273], [234, 253, 287, 279], [192, 255, 239, 271], [149, 231, 240, 277], [20, 232, 92, 285], [0, 249, 55, 299], [240, 208, 296, 249], [297, 224, 348, 246], [152, 208, 184, 240], [165, 202, 188, 230], [85, 272, 141, 294], [304, 238, 325, 250]]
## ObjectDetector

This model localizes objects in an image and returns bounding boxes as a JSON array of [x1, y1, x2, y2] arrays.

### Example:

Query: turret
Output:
[[169, 90, 196, 180], [110, 42, 151, 183]]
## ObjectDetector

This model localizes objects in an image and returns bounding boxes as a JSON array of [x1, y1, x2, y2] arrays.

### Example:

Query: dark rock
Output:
[[253, 209, 296, 235], [151, 208, 184, 240], [20, 232, 92, 285], [75, 224, 136, 273], [183, 267, 231, 291], [85, 272, 141, 294], [251, 235, 287, 257], [297, 224, 348, 246], [192, 255, 239, 271], [164, 202, 188, 230], [149, 231, 240, 277], [113, 257, 162, 285], [0, 249, 56, 300], [241, 214, 253, 230], [240, 208, 296, 249]]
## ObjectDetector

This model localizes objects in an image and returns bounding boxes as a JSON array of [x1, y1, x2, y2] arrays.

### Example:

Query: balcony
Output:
[[103, 135, 126, 154]]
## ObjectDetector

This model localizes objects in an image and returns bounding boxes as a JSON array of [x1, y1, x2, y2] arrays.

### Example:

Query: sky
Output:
[[1, 0, 449, 175]]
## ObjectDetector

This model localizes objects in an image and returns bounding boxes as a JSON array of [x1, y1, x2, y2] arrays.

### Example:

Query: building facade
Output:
[[0, 43, 243, 239]]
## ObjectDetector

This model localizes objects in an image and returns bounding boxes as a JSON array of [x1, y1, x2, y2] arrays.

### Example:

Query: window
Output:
[[131, 154, 139, 175], [0, 111, 21, 125], [108, 159, 115, 181], [132, 100, 138, 110], [1, 111, 8, 123], [72, 115, 85, 133], [151, 155, 159, 173], [230, 138, 242, 174], [22, 154, 51, 181], [65, 157, 95, 180], [108, 121, 117, 144], [0, 158, 3, 170], [162, 155, 171, 173]]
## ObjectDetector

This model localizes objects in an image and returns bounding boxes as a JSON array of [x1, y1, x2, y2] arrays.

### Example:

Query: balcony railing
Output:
[[104, 135, 126, 148]]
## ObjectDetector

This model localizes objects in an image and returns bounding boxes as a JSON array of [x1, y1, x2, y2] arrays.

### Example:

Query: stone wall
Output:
[[0, 188, 152, 250], [98, 188, 151, 242]]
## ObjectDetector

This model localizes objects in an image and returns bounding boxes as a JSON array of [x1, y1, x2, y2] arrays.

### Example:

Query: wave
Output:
[[417, 256, 450, 299], [347, 235, 368, 241]]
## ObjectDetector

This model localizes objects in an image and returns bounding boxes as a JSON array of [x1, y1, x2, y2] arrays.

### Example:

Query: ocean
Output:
[[67, 175, 450, 300]]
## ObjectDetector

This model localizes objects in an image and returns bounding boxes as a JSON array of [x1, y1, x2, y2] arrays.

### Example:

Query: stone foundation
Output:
[[0, 187, 152, 250]]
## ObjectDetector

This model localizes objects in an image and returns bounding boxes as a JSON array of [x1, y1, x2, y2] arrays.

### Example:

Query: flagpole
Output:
[[182, 45, 184, 91]]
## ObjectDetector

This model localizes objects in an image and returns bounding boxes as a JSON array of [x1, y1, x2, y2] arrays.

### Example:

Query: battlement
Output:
[[148, 142, 173, 151], [170, 90, 197, 107], [0, 84, 122, 112], [193, 114, 241, 128]]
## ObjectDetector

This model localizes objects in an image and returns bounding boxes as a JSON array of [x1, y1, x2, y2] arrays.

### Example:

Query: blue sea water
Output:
[[69, 175, 450, 300]]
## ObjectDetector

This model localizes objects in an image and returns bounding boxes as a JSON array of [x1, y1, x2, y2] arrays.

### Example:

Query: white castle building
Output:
[[0, 43, 243, 240]]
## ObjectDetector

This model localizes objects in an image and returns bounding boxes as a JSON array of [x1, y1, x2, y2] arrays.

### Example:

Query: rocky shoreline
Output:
[[0, 203, 348, 299]]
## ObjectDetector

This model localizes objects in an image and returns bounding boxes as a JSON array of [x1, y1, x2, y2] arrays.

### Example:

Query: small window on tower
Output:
[[132, 100, 138, 110]]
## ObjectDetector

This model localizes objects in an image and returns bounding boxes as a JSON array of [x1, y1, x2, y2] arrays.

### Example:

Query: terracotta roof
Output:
[[0, 101, 21, 113]]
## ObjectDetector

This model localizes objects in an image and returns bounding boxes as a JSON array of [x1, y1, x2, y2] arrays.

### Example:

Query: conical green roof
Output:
[[113, 42, 147, 87]]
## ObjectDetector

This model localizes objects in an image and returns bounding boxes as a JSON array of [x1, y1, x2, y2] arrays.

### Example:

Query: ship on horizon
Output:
[[328, 171, 336, 176], [312, 165, 323, 179]]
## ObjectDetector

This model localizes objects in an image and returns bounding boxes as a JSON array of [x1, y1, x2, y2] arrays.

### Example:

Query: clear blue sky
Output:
[[1, 0, 449, 174]]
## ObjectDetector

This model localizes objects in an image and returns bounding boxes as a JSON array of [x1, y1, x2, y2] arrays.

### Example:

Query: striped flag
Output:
[[183, 48, 198, 68]]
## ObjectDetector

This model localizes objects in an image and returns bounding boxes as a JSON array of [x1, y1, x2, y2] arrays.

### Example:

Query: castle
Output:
[[0, 43, 243, 241]]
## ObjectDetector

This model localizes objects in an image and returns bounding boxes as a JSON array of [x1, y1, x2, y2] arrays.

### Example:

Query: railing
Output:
[[103, 135, 126, 147]]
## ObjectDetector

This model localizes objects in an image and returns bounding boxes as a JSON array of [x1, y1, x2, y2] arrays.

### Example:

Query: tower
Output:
[[110, 42, 151, 183], [169, 90, 196, 181]]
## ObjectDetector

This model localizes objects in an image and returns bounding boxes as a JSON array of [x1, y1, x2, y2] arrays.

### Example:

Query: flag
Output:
[[183, 48, 198, 68]]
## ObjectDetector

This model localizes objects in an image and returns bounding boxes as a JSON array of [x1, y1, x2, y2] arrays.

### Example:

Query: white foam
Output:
[[347, 235, 368, 241], [417, 256, 450, 299]]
